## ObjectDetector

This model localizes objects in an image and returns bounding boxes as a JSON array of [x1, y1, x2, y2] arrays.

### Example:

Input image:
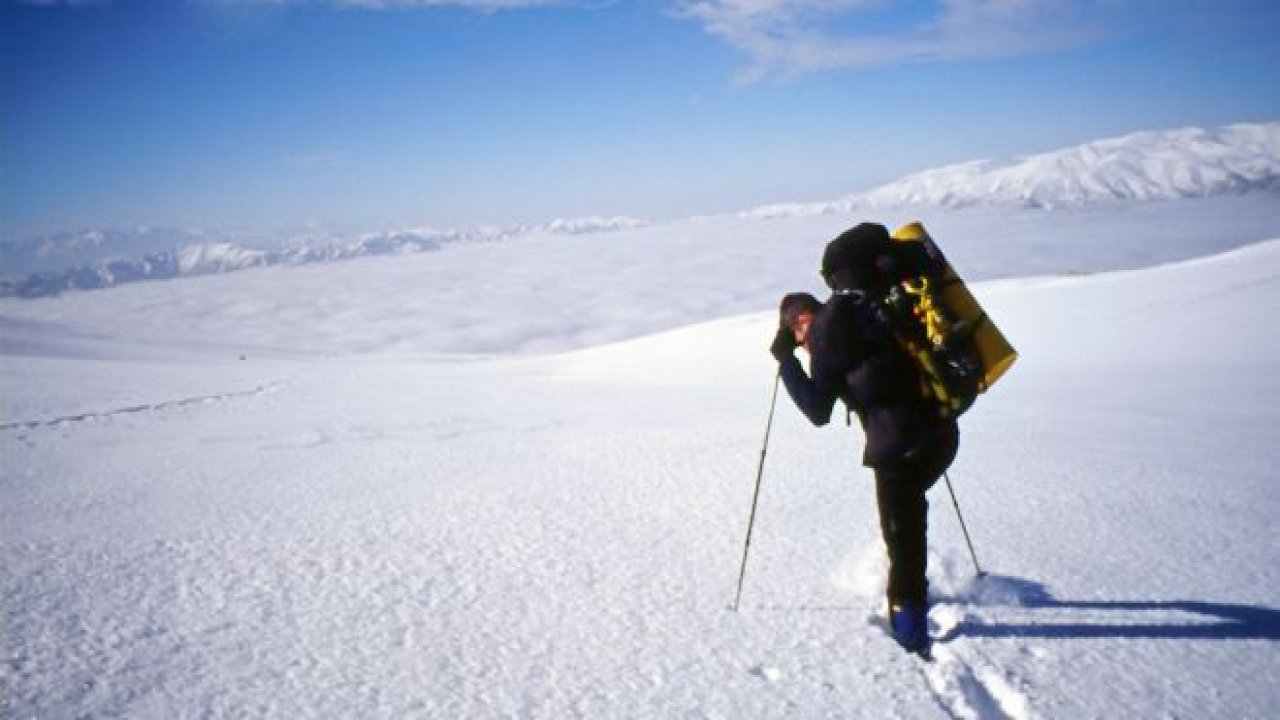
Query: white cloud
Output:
[[675, 0, 1113, 81]]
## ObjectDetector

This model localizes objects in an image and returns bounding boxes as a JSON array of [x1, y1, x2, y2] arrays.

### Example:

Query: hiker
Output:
[[769, 222, 960, 653]]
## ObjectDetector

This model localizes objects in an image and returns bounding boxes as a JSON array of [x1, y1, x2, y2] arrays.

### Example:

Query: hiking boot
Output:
[[889, 602, 929, 653]]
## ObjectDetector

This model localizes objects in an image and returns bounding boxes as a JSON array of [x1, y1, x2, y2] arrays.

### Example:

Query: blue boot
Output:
[[889, 603, 929, 654]]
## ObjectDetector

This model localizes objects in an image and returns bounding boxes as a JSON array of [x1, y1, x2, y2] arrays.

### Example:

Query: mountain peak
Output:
[[743, 121, 1280, 218]]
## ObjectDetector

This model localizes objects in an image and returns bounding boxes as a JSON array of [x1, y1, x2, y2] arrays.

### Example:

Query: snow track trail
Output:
[[922, 642, 1033, 720], [0, 383, 284, 432], [913, 581, 1039, 720]]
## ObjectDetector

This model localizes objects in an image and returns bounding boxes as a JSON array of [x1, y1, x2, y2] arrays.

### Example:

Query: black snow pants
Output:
[[874, 421, 960, 606]]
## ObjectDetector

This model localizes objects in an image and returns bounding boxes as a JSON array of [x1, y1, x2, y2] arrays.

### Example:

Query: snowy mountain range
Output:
[[0, 217, 646, 298], [741, 121, 1280, 218], [3, 121, 1276, 298]]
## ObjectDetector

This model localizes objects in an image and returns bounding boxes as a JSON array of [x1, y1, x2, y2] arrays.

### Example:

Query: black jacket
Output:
[[779, 291, 955, 469]]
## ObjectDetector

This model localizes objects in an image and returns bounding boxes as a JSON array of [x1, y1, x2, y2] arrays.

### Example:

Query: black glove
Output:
[[770, 325, 797, 362]]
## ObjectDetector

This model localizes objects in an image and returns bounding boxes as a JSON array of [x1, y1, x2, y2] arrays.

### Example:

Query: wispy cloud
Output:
[[674, 0, 1113, 82]]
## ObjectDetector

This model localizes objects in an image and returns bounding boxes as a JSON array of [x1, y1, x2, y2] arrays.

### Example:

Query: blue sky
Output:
[[3, 0, 1279, 239]]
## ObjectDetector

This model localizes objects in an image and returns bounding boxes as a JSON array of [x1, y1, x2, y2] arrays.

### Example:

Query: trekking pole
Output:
[[731, 371, 781, 612], [943, 471, 987, 579]]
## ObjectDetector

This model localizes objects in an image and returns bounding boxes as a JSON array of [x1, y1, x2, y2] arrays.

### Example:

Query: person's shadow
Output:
[[944, 575, 1280, 642]]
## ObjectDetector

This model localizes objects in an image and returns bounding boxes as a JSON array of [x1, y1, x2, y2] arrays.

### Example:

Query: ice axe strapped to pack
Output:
[[883, 273, 983, 417]]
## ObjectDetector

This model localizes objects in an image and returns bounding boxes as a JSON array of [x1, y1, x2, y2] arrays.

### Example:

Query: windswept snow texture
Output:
[[3, 205, 1279, 716]]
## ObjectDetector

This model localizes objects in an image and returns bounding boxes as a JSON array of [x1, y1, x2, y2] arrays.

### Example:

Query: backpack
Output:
[[821, 222, 1017, 419]]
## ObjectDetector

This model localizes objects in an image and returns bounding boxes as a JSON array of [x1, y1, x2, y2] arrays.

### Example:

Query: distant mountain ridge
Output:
[[743, 121, 1280, 218], [3, 121, 1277, 298], [0, 217, 646, 298]]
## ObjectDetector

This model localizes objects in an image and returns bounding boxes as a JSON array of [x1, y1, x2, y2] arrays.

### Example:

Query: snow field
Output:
[[2, 353, 906, 717], [3, 227, 1280, 716]]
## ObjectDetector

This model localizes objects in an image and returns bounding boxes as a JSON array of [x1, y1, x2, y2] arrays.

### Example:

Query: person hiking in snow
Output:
[[769, 222, 960, 654]]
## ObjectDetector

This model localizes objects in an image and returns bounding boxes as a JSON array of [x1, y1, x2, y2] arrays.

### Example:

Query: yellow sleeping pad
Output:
[[891, 222, 1017, 392]]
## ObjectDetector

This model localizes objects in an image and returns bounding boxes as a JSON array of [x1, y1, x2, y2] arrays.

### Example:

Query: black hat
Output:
[[820, 222, 892, 291]]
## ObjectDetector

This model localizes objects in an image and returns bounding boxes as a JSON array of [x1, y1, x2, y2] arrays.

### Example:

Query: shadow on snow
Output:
[[947, 575, 1280, 642]]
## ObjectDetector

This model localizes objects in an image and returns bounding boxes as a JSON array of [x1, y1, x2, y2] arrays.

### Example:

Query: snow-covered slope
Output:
[[865, 122, 1279, 208], [744, 121, 1280, 218], [3, 238, 1277, 718]]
